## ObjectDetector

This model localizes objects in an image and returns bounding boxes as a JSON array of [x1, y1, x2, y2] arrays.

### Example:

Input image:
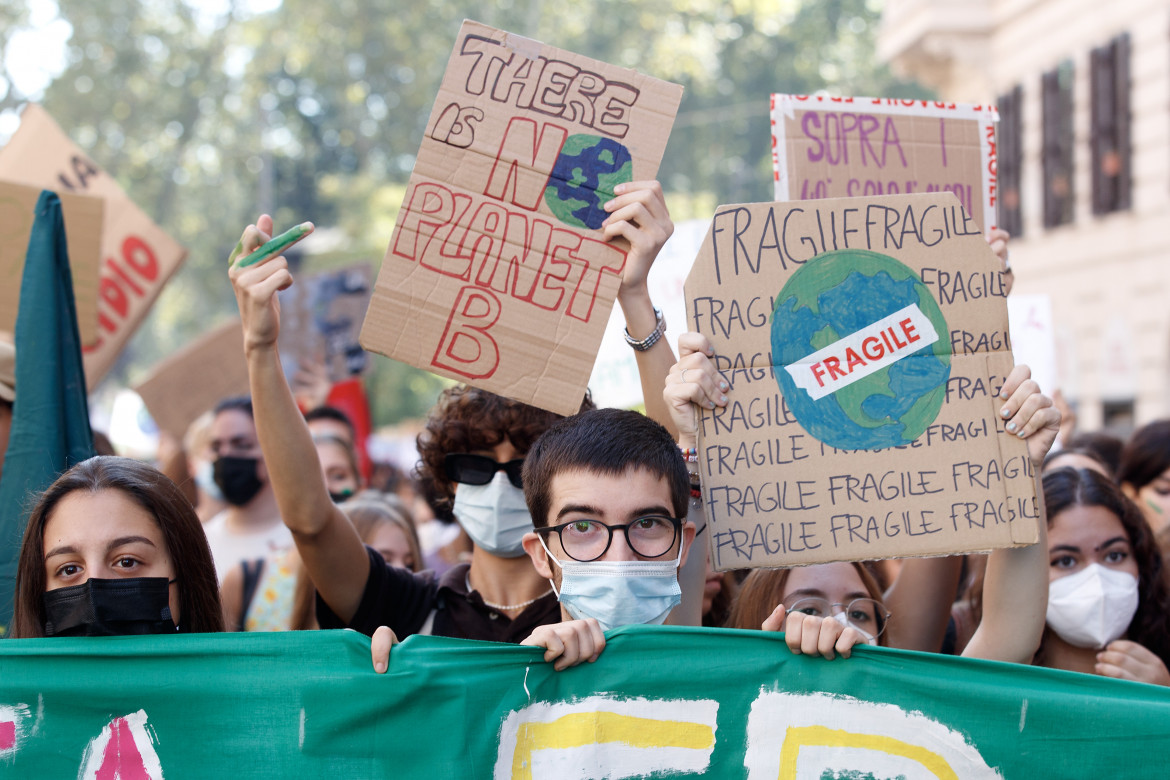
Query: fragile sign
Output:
[[771, 95, 999, 234], [0, 105, 187, 390], [360, 20, 683, 416], [685, 192, 1037, 570]]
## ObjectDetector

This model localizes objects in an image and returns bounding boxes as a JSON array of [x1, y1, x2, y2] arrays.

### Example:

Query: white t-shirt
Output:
[[203, 511, 294, 583]]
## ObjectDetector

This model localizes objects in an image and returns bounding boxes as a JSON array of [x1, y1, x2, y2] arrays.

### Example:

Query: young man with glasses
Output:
[[517, 408, 867, 670]]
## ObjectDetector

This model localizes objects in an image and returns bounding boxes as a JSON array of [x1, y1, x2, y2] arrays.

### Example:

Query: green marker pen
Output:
[[232, 222, 314, 269]]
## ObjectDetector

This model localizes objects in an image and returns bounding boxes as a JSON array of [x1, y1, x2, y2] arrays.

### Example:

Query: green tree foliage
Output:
[[0, 0, 924, 425]]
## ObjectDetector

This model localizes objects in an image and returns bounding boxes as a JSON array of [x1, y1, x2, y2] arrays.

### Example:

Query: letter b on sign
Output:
[[432, 286, 501, 379]]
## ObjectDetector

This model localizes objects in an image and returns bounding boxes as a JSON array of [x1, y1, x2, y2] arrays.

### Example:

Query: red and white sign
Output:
[[784, 303, 939, 400], [0, 105, 187, 389]]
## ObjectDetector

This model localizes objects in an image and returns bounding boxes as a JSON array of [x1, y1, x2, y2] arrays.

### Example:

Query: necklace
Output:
[[466, 573, 553, 612]]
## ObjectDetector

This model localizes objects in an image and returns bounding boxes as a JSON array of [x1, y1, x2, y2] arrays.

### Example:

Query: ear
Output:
[[679, 521, 698, 568], [522, 532, 554, 579], [1121, 481, 1138, 500]]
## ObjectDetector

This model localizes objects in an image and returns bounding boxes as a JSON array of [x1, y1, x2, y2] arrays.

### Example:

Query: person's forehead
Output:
[[307, 418, 352, 444], [315, 440, 351, 467], [1049, 504, 1128, 549], [548, 467, 673, 518], [783, 561, 868, 602], [212, 409, 257, 438], [44, 490, 164, 553]]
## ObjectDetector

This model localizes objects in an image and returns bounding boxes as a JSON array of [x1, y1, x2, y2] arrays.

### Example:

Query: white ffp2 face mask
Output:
[[830, 612, 878, 646], [539, 536, 682, 632], [1046, 563, 1139, 649], [452, 472, 533, 558]]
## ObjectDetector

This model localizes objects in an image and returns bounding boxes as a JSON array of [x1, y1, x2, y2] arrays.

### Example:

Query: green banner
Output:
[[0, 626, 1165, 777]]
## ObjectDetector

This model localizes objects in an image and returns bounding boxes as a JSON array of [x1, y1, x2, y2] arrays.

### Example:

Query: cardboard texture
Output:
[[360, 20, 684, 416], [0, 105, 188, 390], [134, 320, 248, 438], [278, 263, 373, 383], [685, 192, 1037, 571], [0, 180, 103, 345], [771, 95, 999, 235]]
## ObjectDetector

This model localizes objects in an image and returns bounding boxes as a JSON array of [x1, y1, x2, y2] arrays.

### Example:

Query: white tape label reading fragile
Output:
[[784, 303, 939, 401]]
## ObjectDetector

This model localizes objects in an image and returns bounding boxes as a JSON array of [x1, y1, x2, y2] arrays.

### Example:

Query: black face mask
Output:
[[43, 577, 178, 637], [213, 455, 264, 506], [329, 488, 355, 505]]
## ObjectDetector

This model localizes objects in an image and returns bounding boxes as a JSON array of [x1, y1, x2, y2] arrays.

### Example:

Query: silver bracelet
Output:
[[623, 307, 666, 352]]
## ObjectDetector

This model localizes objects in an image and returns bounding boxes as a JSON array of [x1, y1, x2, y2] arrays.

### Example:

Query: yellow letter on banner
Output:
[[511, 712, 714, 779], [777, 725, 959, 780], [494, 697, 719, 780]]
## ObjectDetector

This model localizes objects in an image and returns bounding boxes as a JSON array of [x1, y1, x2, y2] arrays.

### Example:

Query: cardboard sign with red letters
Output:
[[360, 21, 683, 415], [0, 105, 187, 389]]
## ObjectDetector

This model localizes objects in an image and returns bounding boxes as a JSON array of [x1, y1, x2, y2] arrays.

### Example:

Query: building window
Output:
[[1089, 33, 1131, 215], [997, 84, 1023, 237], [1041, 61, 1075, 227]]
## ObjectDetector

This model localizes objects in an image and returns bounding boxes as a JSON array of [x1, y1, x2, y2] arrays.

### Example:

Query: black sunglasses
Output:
[[443, 453, 524, 489]]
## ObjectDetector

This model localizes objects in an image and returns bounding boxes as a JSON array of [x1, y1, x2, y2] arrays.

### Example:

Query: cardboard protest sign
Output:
[[134, 320, 248, 437], [360, 21, 684, 416], [685, 192, 1035, 570], [771, 95, 999, 234], [278, 263, 372, 383], [0, 105, 187, 390], [0, 179, 103, 345]]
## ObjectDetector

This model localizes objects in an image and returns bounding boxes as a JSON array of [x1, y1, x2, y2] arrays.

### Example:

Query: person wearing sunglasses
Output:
[[229, 181, 680, 658]]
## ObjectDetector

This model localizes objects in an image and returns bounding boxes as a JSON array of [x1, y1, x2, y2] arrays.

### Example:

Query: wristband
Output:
[[624, 307, 666, 352]]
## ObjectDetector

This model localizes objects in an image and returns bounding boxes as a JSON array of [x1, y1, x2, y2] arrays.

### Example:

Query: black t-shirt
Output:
[[316, 546, 560, 643]]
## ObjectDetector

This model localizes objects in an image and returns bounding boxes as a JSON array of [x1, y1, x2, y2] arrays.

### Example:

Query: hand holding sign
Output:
[[228, 215, 315, 355], [996, 364, 1060, 466], [665, 332, 729, 448], [604, 180, 674, 296]]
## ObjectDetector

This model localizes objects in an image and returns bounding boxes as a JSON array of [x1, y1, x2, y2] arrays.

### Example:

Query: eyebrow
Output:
[[785, 588, 827, 600], [1048, 544, 1081, 556], [1094, 536, 1130, 552], [44, 535, 158, 561], [553, 503, 675, 522]]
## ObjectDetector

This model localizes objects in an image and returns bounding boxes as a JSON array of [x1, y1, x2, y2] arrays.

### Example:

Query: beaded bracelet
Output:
[[623, 307, 666, 351]]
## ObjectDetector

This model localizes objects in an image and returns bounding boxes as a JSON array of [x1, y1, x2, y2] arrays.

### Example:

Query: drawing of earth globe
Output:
[[770, 249, 951, 450], [544, 134, 633, 230]]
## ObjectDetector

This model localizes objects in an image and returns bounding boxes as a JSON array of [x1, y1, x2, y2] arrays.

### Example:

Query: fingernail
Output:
[[1006, 422, 1016, 432], [707, 400, 716, 409], [719, 381, 729, 391], [613, 183, 625, 194], [1017, 430, 1026, 439], [375, 662, 386, 673], [1000, 407, 1011, 418], [719, 395, 728, 404]]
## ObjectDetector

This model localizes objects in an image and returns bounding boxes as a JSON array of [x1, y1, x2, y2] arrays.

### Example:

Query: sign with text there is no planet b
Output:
[[685, 192, 1033, 571], [770, 95, 998, 235], [360, 21, 683, 416]]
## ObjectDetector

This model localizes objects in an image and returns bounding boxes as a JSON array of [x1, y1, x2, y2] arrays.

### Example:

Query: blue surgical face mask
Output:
[[452, 471, 532, 558], [539, 537, 683, 632]]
